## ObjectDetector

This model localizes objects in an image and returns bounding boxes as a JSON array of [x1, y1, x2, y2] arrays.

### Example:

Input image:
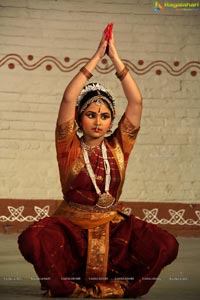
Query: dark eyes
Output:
[[101, 114, 110, 120], [86, 113, 95, 119], [85, 112, 111, 120]]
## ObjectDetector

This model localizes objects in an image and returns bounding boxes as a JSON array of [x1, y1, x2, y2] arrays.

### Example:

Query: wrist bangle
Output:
[[115, 66, 129, 81], [80, 66, 93, 80]]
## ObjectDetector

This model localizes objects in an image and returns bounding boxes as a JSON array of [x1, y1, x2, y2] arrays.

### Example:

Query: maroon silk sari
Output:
[[18, 115, 178, 298]]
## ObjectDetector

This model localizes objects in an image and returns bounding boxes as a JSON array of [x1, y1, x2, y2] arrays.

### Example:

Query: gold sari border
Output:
[[53, 201, 118, 229], [85, 223, 109, 284]]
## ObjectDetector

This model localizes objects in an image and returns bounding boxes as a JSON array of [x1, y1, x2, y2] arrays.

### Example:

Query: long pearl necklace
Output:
[[81, 140, 115, 208]]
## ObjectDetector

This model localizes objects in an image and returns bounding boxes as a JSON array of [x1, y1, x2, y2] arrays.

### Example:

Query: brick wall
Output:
[[0, 0, 199, 205]]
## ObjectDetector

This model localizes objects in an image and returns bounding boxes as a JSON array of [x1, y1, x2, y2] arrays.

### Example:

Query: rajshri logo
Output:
[[154, 1, 200, 12]]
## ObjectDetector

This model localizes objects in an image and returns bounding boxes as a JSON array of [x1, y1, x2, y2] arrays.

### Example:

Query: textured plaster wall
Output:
[[0, 0, 199, 203]]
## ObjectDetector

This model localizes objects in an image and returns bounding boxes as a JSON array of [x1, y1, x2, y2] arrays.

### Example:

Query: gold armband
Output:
[[80, 66, 93, 80], [115, 66, 129, 81]]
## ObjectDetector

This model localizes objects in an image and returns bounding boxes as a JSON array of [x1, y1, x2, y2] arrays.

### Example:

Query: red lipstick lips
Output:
[[93, 127, 102, 132]]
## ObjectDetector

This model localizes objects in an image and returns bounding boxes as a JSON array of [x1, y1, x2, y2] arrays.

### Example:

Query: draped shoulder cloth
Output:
[[55, 113, 140, 202]]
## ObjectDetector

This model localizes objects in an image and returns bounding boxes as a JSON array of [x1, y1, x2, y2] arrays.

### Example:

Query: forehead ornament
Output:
[[77, 83, 116, 117], [95, 91, 102, 106]]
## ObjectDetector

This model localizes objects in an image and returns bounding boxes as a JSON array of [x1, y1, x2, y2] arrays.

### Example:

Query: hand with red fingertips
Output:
[[104, 22, 114, 54], [104, 22, 114, 41]]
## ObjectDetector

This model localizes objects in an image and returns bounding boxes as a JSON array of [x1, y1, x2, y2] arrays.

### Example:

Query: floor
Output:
[[0, 234, 199, 300]]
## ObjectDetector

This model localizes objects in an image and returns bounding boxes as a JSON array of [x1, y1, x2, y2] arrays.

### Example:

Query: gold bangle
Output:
[[115, 66, 129, 81], [80, 66, 93, 80]]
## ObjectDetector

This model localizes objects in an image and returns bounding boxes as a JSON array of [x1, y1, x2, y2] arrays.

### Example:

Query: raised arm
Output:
[[108, 34, 143, 128], [57, 35, 107, 125]]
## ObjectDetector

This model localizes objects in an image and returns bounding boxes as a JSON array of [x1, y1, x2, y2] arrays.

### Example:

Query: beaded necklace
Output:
[[81, 140, 115, 208]]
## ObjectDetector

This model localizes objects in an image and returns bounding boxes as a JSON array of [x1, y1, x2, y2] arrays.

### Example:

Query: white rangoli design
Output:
[[0, 206, 50, 222], [0, 206, 200, 226], [142, 208, 200, 225]]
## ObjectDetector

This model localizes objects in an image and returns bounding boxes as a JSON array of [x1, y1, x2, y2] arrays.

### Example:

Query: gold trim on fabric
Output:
[[85, 223, 109, 284], [56, 118, 75, 140], [120, 115, 140, 140], [96, 280, 126, 298], [71, 155, 85, 176], [106, 139, 125, 201], [63, 200, 119, 213], [52, 201, 117, 229], [63, 155, 85, 194]]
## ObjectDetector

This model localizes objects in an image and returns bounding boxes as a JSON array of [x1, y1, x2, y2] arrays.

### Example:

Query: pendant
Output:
[[96, 192, 115, 208]]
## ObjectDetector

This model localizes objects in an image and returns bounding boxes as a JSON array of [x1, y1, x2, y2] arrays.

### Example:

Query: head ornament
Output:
[[76, 83, 116, 119]]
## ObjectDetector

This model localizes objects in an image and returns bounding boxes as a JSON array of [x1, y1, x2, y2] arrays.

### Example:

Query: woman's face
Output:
[[80, 101, 112, 142]]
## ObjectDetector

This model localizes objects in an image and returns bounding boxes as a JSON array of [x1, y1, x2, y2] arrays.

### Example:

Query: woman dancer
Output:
[[18, 26, 178, 298]]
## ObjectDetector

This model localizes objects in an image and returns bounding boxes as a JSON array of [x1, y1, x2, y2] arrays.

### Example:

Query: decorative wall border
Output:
[[0, 199, 199, 236], [0, 54, 199, 76]]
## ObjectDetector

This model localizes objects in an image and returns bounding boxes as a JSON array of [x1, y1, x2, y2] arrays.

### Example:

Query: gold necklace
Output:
[[81, 139, 100, 152]]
